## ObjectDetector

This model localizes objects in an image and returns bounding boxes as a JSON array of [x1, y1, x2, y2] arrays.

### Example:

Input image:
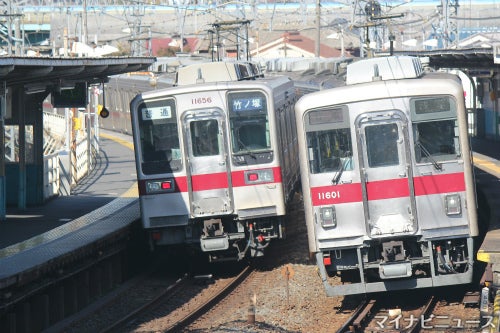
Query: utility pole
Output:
[[211, 20, 252, 61], [83, 0, 88, 45], [315, 0, 320, 58], [0, 1, 22, 56], [438, 0, 459, 48]]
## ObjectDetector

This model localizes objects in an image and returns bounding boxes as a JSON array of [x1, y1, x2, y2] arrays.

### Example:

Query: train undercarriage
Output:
[[318, 236, 474, 296], [148, 215, 285, 262]]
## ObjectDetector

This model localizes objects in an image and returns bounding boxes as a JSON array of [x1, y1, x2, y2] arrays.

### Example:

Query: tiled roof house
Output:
[[148, 30, 359, 59], [251, 31, 353, 58]]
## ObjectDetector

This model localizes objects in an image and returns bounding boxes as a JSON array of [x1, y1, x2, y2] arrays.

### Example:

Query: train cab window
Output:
[[228, 91, 271, 154], [410, 95, 460, 163], [233, 122, 269, 152], [365, 123, 399, 168], [190, 120, 220, 157], [414, 119, 460, 163], [138, 99, 182, 174], [306, 128, 353, 174]]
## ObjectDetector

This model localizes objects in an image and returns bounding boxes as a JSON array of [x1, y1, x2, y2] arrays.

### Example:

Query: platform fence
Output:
[[42, 111, 98, 200]]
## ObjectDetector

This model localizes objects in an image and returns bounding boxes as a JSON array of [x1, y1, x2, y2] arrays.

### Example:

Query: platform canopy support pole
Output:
[[18, 87, 26, 210], [0, 82, 6, 221]]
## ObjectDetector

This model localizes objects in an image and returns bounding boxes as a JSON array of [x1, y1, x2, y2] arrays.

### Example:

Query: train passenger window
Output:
[[190, 120, 220, 157], [306, 128, 353, 174], [365, 123, 399, 168], [414, 120, 460, 163]]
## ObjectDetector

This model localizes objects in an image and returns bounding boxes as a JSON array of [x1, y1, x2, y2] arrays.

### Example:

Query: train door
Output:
[[355, 110, 417, 237], [183, 110, 233, 218]]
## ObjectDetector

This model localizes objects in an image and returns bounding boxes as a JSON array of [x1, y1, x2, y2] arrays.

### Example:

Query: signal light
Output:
[[161, 181, 172, 190], [100, 106, 110, 118]]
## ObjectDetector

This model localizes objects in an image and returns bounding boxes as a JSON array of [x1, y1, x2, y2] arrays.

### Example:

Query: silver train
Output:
[[295, 56, 478, 296], [128, 61, 300, 262], [98, 72, 175, 134]]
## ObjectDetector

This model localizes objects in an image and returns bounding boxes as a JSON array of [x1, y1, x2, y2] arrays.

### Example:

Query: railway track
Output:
[[337, 294, 436, 333], [98, 274, 190, 333], [336, 286, 486, 333], [146, 265, 254, 332], [62, 261, 254, 332]]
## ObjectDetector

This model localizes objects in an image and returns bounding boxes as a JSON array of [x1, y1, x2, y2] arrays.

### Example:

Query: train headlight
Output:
[[146, 179, 175, 194], [245, 169, 274, 184], [445, 194, 461, 216], [320, 206, 337, 228]]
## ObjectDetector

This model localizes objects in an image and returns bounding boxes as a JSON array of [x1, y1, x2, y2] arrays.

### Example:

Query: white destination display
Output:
[[141, 106, 172, 120]]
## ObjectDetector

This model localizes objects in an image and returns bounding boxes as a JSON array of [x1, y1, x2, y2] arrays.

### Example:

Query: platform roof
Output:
[[0, 56, 156, 87], [393, 48, 499, 71]]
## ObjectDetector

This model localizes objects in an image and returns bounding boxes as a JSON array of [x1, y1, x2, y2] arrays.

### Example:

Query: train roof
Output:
[[137, 73, 293, 101], [346, 56, 425, 85], [175, 61, 264, 86], [295, 68, 463, 113]]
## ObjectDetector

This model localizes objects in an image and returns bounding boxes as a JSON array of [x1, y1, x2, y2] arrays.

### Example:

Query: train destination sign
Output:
[[231, 97, 264, 112], [141, 106, 172, 120]]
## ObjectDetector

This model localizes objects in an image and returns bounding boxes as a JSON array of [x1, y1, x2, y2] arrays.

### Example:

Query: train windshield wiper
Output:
[[416, 141, 442, 170], [237, 138, 257, 159], [332, 152, 350, 185]]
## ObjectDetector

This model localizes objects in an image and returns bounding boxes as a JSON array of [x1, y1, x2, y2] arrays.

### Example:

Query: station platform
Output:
[[471, 137, 500, 267], [0, 130, 138, 253]]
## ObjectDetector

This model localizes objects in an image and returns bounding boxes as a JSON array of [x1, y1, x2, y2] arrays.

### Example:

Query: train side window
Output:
[[365, 123, 399, 168], [306, 128, 353, 174], [414, 119, 460, 163]]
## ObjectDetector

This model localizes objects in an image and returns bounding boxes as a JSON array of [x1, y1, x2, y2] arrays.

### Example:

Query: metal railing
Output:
[[42, 111, 96, 200]]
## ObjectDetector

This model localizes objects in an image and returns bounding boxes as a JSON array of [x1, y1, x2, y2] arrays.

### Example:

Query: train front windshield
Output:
[[228, 91, 270, 153], [414, 120, 460, 163], [137, 98, 182, 174], [305, 107, 353, 174], [411, 96, 461, 164]]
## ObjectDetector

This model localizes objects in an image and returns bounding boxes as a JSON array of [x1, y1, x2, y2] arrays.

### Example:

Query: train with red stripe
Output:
[[295, 56, 478, 295], [99, 72, 175, 134], [129, 61, 299, 261]]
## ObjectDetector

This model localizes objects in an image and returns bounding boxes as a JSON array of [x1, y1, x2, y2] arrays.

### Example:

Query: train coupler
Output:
[[200, 219, 229, 252], [379, 241, 412, 279]]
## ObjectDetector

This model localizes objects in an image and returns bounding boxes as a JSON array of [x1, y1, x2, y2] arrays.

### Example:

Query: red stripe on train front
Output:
[[232, 167, 282, 187], [191, 172, 229, 191], [310, 172, 465, 206], [139, 166, 282, 195], [366, 178, 410, 200], [311, 183, 363, 206], [414, 172, 466, 195]]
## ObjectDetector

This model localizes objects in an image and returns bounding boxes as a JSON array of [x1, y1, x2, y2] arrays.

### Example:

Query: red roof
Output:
[[148, 38, 199, 56], [282, 32, 343, 58]]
